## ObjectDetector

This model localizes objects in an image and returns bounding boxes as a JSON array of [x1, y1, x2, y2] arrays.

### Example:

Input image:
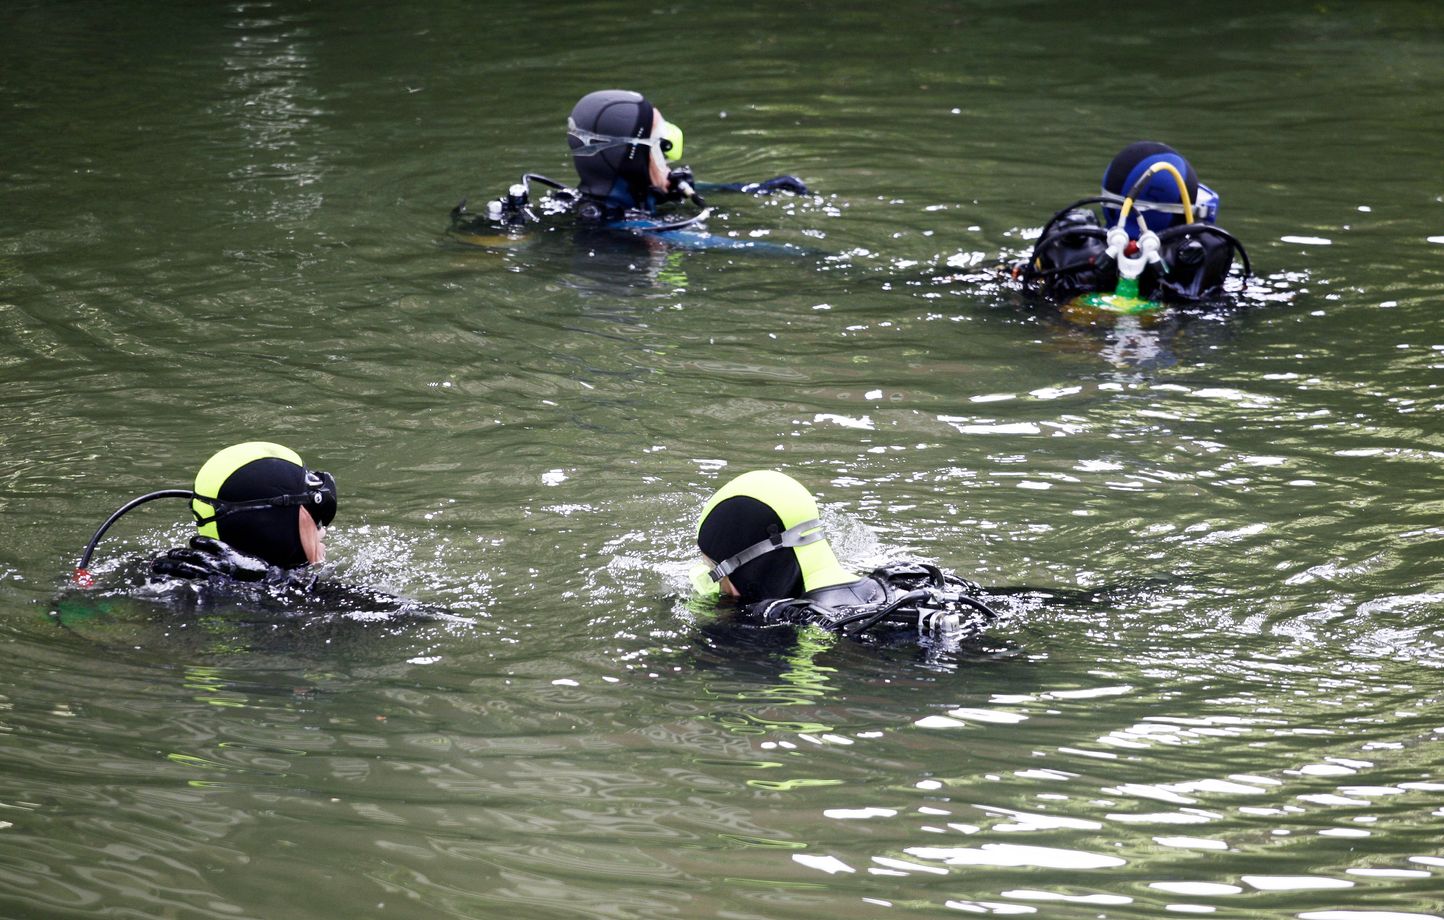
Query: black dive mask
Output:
[[303, 470, 337, 528]]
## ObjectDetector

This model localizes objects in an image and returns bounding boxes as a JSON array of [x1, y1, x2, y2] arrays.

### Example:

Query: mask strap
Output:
[[1098, 189, 1192, 216], [567, 118, 657, 156], [708, 519, 824, 583], [191, 490, 323, 527], [192, 468, 334, 526]]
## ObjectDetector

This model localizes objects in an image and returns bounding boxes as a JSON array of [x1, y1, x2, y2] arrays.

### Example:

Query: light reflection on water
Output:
[[720, 669, 1444, 915], [4, 0, 1444, 917]]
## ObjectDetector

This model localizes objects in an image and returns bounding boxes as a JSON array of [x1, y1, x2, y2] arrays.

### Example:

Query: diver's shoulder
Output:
[[804, 575, 887, 609]]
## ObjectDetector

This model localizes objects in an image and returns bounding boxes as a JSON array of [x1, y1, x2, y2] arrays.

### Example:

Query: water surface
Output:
[[3, 1, 1444, 917]]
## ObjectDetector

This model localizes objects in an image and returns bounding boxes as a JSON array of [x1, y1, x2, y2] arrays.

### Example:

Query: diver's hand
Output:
[[666, 167, 706, 205], [746, 175, 809, 195], [149, 550, 222, 581], [666, 166, 696, 194], [151, 537, 271, 582], [192, 537, 272, 581]]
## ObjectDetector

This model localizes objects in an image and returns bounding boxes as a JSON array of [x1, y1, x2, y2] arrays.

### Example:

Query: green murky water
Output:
[[3, 1, 1443, 917]]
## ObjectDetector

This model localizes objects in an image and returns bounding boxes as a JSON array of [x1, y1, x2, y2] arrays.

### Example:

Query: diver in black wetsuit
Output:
[[1017, 142, 1251, 307], [566, 88, 698, 224], [450, 89, 808, 242], [73, 442, 441, 617], [690, 470, 998, 648]]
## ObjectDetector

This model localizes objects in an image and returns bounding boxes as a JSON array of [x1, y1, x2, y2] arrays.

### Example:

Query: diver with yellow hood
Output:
[[692, 470, 998, 647], [73, 442, 437, 616], [76, 441, 334, 585]]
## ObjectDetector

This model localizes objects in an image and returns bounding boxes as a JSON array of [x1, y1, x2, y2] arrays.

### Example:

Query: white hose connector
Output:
[[1110, 228, 1161, 280], [1105, 226, 1130, 260]]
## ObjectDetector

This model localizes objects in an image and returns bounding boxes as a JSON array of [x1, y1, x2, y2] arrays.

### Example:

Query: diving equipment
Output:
[[694, 471, 998, 647], [567, 115, 684, 164], [1102, 141, 1207, 237], [1018, 142, 1249, 312], [749, 562, 998, 644], [703, 518, 826, 584], [451, 173, 579, 231]]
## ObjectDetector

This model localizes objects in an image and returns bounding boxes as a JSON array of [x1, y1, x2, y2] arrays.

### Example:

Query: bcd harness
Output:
[[1018, 199, 1252, 304]]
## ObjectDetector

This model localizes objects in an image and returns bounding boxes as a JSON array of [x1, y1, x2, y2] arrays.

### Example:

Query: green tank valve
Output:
[[1072, 273, 1158, 316]]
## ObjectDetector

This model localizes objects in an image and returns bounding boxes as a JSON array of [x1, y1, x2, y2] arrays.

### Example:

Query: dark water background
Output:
[[3, 1, 1443, 917]]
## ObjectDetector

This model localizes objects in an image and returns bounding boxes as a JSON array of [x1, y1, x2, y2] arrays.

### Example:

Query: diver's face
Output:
[[647, 108, 671, 192], [299, 507, 327, 564], [701, 554, 741, 598]]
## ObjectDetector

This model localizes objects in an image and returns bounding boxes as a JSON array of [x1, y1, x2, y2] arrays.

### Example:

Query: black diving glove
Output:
[[666, 167, 705, 205], [735, 175, 809, 196], [150, 536, 273, 582]]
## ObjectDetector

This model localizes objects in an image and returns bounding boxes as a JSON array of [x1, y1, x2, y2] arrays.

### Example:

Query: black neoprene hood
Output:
[[697, 495, 805, 602], [213, 458, 313, 568], [567, 89, 656, 202]]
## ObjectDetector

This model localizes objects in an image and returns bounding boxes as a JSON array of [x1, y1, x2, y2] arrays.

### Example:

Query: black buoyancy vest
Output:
[[1024, 209, 1246, 304], [149, 536, 452, 618]]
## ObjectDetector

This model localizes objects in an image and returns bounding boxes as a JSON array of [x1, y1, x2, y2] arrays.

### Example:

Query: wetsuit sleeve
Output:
[[696, 175, 809, 196], [298, 578, 455, 618]]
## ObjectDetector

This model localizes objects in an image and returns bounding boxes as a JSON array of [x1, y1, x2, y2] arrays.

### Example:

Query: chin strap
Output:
[[707, 519, 824, 583]]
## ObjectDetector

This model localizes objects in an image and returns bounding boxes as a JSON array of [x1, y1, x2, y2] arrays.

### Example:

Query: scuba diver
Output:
[[450, 89, 810, 250], [1016, 141, 1251, 315], [71, 442, 442, 618], [691, 470, 999, 649]]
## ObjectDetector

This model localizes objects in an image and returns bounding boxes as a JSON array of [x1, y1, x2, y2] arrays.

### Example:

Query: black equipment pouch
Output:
[[1022, 209, 1117, 301], [1152, 224, 1244, 301]]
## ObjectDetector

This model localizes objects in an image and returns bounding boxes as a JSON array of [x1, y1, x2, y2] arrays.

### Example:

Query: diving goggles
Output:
[[567, 117, 684, 163], [1100, 183, 1218, 224]]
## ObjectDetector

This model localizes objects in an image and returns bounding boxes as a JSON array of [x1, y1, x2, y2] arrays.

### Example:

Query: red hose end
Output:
[[72, 568, 94, 588]]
